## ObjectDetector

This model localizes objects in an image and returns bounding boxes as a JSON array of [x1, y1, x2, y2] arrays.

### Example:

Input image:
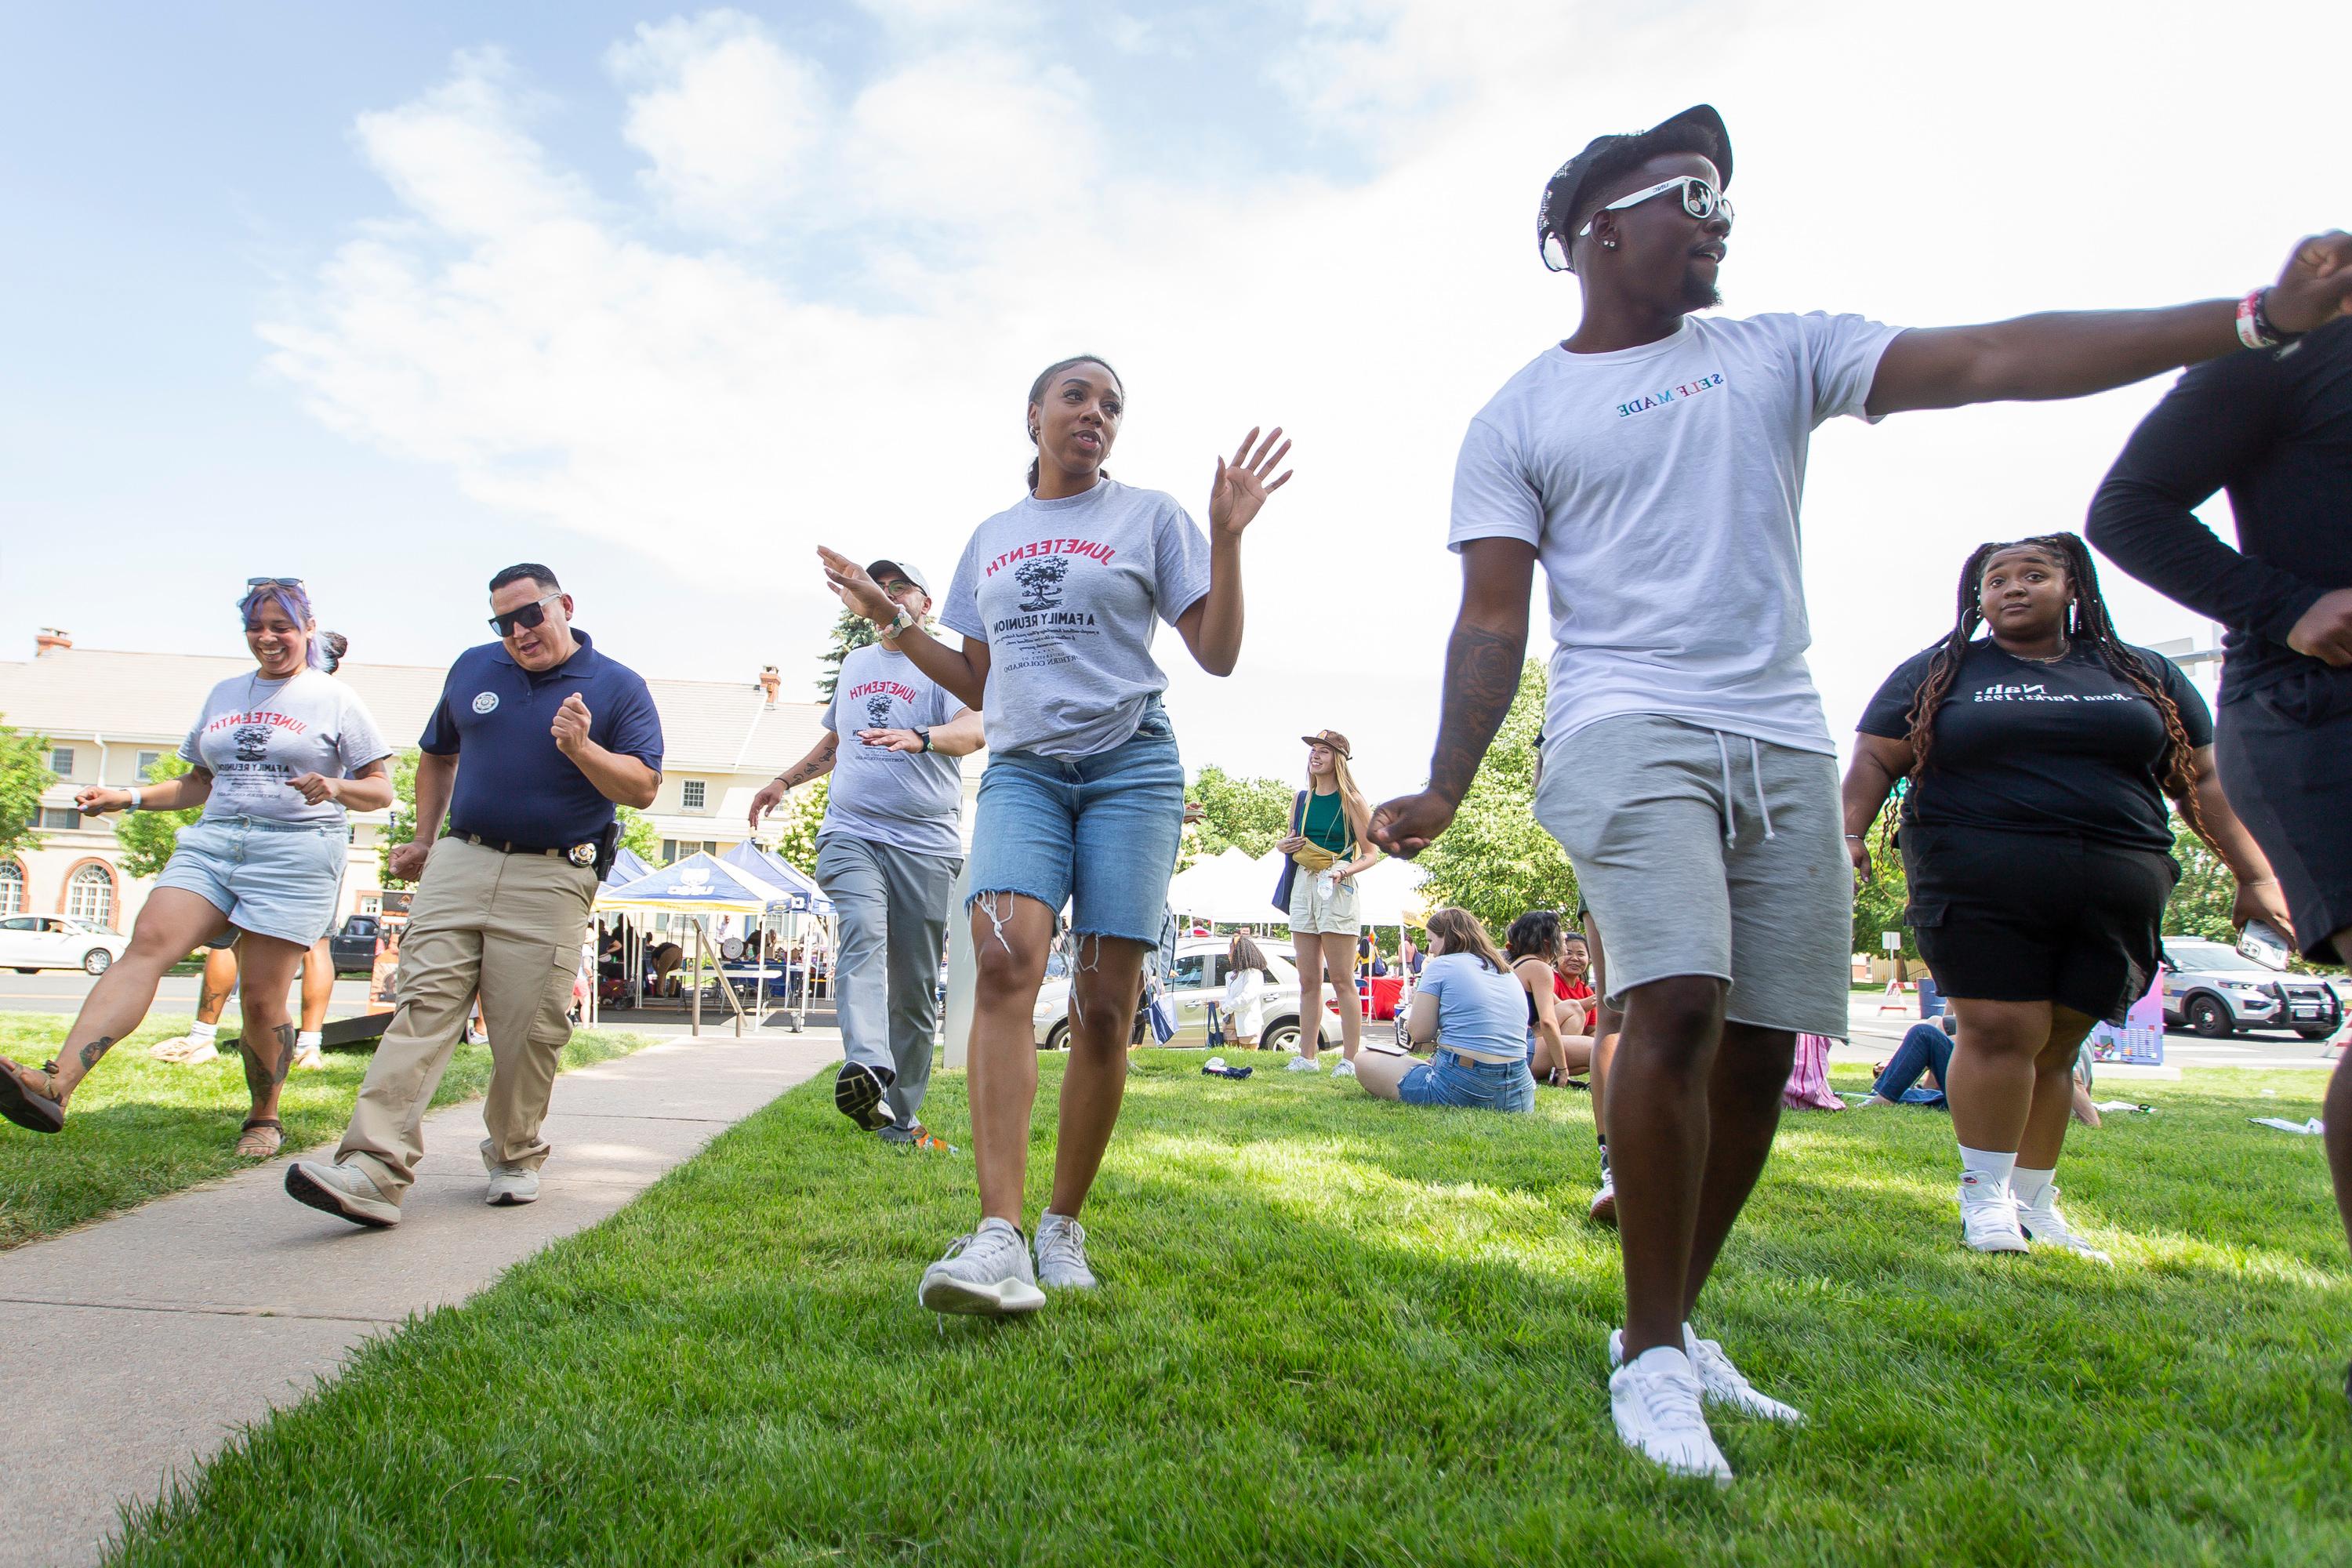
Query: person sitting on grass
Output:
[[1862, 1010, 2103, 1127], [1508, 909, 1590, 1087], [1354, 908, 1537, 1111]]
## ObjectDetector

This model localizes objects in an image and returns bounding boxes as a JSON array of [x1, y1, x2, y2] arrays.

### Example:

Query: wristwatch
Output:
[[881, 606, 918, 641], [919, 728, 934, 753]]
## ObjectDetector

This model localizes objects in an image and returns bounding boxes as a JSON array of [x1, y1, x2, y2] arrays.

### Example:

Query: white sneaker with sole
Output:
[[290, 1043, 325, 1072], [485, 1166, 540, 1205], [1286, 1056, 1323, 1073], [1682, 1327, 1803, 1423], [285, 1160, 401, 1228], [1330, 1060, 1357, 1079], [1588, 1173, 1617, 1227], [1608, 1343, 1733, 1486], [2019, 1191, 2112, 1263], [1034, 1210, 1098, 1290], [919, 1218, 1046, 1316], [1959, 1181, 2028, 1253]]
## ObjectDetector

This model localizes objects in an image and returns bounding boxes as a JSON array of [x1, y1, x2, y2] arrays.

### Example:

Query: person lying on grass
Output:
[[1354, 909, 1538, 1111]]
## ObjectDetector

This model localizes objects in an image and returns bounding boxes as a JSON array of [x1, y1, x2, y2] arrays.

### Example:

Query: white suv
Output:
[[2160, 938, 2343, 1040], [0, 914, 128, 976], [1034, 936, 1344, 1052]]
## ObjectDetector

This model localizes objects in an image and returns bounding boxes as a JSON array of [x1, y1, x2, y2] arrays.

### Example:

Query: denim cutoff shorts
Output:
[[154, 815, 348, 947], [1397, 1048, 1538, 1112], [965, 700, 1185, 947]]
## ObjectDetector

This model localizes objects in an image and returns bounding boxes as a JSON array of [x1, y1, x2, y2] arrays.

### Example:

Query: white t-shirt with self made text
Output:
[[942, 478, 1213, 758], [818, 642, 967, 858], [179, 668, 394, 827], [1448, 312, 1904, 756]]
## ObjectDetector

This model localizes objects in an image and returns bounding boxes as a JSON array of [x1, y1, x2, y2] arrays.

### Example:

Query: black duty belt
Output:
[[449, 831, 601, 868]]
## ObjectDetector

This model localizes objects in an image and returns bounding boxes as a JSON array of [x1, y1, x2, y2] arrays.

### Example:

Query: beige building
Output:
[[0, 632, 977, 933]]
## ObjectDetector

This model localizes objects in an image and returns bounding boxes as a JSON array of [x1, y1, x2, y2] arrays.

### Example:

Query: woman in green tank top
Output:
[[1276, 729, 1381, 1076]]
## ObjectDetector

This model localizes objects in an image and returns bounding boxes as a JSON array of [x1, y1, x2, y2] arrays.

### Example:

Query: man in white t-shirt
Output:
[[1370, 103, 2352, 1483], [753, 558, 982, 1146]]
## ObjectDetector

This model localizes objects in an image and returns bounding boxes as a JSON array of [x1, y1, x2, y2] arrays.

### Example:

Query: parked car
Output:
[[327, 915, 385, 975], [2160, 937, 2343, 1040], [1033, 936, 1344, 1051], [0, 914, 127, 975]]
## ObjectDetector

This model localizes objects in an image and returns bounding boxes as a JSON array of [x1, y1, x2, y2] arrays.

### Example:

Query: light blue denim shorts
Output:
[[966, 701, 1185, 947], [154, 815, 348, 947], [1397, 1048, 1537, 1112]]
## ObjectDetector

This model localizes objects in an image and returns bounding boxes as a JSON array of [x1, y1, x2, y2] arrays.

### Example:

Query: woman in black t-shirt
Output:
[[1842, 533, 2287, 1261]]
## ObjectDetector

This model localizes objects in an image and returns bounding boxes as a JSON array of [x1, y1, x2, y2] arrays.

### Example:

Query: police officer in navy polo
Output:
[[288, 564, 663, 1226]]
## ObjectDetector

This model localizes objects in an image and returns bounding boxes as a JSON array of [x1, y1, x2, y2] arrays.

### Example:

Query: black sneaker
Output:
[[834, 1061, 897, 1131]]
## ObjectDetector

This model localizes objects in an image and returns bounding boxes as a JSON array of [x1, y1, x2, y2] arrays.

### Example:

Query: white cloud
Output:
[[264, 0, 2341, 792], [608, 11, 827, 238]]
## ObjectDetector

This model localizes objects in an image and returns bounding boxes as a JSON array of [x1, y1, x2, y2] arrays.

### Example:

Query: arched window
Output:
[[66, 863, 114, 926], [0, 862, 23, 917]]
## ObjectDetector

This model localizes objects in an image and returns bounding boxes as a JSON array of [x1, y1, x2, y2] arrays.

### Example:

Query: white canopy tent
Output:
[[1166, 846, 1281, 926]]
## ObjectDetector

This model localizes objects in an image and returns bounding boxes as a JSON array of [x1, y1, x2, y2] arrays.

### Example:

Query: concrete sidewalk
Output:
[[0, 1029, 840, 1568]]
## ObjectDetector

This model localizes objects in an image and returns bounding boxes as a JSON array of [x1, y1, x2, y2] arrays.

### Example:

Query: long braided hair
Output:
[[1899, 532, 2209, 843]]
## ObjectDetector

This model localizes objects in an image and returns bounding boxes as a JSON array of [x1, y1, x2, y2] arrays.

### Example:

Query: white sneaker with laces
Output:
[[1681, 1327, 1803, 1424], [1608, 1343, 1732, 1486], [2019, 1190, 2112, 1263], [291, 1043, 325, 1072], [1330, 1060, 1357, 1080], [1588, 1173, 1617, 1226], [920, 1218, 1046, 1316], [1033, 1210, 1098, 1290], [1286, 1056, 1323, 1073], [285, 1160, 401, 1228], [485, 1166, 540, 1206], [1959, 1180, 2029, 1253]]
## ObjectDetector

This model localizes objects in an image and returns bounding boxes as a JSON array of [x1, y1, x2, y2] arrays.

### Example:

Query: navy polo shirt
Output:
[[419, 629, 665, 848]]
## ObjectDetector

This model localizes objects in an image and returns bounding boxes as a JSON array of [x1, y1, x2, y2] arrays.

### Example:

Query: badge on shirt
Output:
[[472, 691, 499, 714]]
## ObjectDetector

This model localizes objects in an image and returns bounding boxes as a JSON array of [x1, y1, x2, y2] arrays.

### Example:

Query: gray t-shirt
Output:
[[179, 668, 393, 827], [817, 643, 966, 858], [941, 478, 1213, 757]]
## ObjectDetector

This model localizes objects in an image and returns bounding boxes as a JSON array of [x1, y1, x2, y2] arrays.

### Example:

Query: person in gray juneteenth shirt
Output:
[[752, 559, 982, 1145]]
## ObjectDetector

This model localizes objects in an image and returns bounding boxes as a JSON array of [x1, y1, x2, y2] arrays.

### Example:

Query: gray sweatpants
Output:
[[815, 833, 960, 1127]]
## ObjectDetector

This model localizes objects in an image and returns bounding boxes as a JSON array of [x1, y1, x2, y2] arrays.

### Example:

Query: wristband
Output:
[[918, 728, 933, 753], [127, 788, 143, 812], [2237, 289, 2301, 350]]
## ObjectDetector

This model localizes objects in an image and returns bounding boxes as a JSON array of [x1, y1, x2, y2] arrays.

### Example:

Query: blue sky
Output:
[[2, 1, 2338, 793]]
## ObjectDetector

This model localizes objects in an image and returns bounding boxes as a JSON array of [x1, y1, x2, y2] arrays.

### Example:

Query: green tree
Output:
[[615, 804, 659, 861], [2163, 815, 2239, 942], [764, 778, 829, 874], [1181, 765, 1294, 870], [1851, 800, 1918, 972], [0, 716, 56, 860], [1415, 660, 1579, 935], [816, 608, 879, 701], [377, 748, 431, 887], [113, 753, 204, 878]]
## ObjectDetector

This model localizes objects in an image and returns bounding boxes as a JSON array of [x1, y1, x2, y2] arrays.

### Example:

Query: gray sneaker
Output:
[[485, 1166, 540, 1206], [285, 1160, 401, 1229], [1034, 1210, 1098, 1290], [919, 1218, 1046, 1316]]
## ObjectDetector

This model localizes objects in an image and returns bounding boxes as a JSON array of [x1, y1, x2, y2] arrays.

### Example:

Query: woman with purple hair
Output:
[[0, 579, 394, 1156]]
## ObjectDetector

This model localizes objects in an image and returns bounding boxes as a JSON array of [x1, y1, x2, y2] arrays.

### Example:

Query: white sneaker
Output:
[[919, 1218, 1046, 1316], [1331, 1060, 1357, 1079], [2019, 1191, 2112, 1264], [464, 1025, 488, 1046], [290, 1043, 325, 1072], [485, 1166, 540, 1206], [1959, 1180, 2028, 1254], [1286, 1056, 1323, 1073], [1608, 1343, 1732, 1486], [1588, 1173, 1617, 1227], [148, 1033, 195, 1061], [285, 1160, 401, 1228], [1682, 1327, 1803, 1424], [1033, 1210, 1098, 1290]]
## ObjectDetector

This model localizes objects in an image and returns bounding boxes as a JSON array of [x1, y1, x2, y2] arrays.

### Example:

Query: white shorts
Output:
[[1288, 866, 1362, 936]]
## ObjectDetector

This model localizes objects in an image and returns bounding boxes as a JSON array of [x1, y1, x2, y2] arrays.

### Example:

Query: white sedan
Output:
[[0, 914, 128, 975]]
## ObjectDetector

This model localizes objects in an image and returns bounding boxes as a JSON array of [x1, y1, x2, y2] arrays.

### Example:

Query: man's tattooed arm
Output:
[[1428, 622, 1528, 807], [775, 731, 840, 790]]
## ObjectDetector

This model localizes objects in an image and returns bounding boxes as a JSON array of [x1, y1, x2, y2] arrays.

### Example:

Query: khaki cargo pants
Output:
[[339, 837, 595, 1203]]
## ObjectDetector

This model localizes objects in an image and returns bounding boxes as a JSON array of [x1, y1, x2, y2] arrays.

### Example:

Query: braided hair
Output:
[[1899, 532, 2209, 842]]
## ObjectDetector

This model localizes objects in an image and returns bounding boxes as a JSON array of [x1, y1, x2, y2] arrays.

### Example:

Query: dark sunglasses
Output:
[[489, 592, 563, 637], [245, 576, 305, 590]]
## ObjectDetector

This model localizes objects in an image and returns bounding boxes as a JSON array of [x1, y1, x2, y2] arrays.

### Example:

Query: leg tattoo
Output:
[[241, 1023, 297, 1098], [77, 1035, 115, 1073]]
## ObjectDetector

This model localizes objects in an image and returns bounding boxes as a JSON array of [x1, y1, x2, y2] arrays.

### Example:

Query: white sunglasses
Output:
[[1548, 175, 1733, 272]]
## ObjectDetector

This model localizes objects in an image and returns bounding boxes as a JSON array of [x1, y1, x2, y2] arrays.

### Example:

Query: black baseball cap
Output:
[[1535, 103, 1732, 274]]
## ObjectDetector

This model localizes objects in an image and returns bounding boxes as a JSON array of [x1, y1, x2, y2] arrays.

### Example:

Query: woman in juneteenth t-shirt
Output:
[[818, 354, 1292, 1317], [1842, 533, 2286, 1260], [0, 581, 393, 1155]]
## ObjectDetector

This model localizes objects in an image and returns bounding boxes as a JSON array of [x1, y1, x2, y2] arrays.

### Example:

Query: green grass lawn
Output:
[[0, 1011, 648, 1250], [111, 1053, 2350, 1566]]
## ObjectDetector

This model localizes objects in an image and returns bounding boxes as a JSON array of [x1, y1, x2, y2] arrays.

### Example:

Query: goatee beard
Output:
[[1679, 278, 1723, 311]]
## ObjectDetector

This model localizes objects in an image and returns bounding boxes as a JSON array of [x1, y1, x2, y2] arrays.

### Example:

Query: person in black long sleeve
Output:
[[2087, 314, 2352, 1408]]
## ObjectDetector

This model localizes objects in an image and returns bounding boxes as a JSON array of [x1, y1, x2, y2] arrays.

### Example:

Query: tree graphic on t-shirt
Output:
[[233, 725, 270, 763], [1014, 557, 1069, 612], [864, 695, 894, 728]]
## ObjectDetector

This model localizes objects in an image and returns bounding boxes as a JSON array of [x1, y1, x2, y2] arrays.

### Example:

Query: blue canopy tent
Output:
[[719, 840, 836, 1029], [601, 844, 654, 892], [598, 853, 796, 1034]]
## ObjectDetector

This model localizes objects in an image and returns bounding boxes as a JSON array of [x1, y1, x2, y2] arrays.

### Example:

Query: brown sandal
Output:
[[234, 1117, 283, 1159], [0, 1059, 66, 1134]]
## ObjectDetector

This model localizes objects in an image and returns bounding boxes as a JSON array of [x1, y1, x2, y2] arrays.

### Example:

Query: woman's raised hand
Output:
[[817, 547, 899, 626], [1208, 426, 1294, 538]]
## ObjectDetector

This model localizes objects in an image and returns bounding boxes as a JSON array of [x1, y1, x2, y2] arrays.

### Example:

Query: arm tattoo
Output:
[[1428, 624, 1524, 804], [77, 1035, 115, 1072]]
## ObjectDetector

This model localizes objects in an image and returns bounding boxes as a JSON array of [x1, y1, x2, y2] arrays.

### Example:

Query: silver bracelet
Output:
[[128, 788, 143, 812]]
